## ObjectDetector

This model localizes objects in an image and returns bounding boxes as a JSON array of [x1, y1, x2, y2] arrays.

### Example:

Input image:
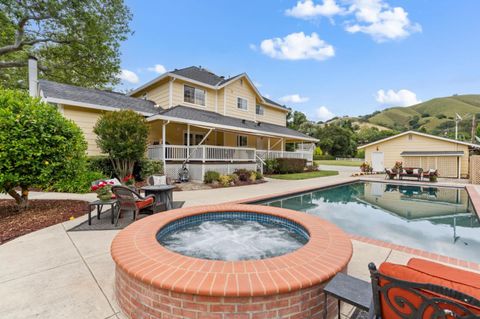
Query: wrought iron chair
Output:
[[111, 186, 156, 225], [368, 262, 480, 319]]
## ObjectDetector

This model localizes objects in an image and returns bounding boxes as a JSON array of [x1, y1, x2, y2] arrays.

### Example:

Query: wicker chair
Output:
[[111, 186, 156, 224]]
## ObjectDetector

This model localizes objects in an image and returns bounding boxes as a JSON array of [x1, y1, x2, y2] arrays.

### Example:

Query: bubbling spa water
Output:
[[158, 218, 308, 261]]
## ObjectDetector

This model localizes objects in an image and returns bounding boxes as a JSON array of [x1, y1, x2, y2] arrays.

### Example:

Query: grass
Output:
[[315, 160, 362, 167], [266, 170, 338, 180]]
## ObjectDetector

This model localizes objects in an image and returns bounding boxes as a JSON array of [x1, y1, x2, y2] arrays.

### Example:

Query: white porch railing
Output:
[[147, 145, 256, 162], [256, 150, 313, 162]]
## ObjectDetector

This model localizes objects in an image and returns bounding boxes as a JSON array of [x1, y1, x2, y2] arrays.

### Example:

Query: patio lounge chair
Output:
[[399, 167, 423, 181], [111, 185, 157, 223], [385, 168, 397, 180], [423, 168, 438, 180], [368, 258, 480, 318]]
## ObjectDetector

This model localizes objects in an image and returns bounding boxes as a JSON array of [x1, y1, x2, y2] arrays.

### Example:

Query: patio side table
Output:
[[323, 273, 371, 319], [88, 199, 119, 225], [141, 185, 175, 211]]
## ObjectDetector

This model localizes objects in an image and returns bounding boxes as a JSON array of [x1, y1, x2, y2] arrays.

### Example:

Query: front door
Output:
[[371, 152, 384, 172]]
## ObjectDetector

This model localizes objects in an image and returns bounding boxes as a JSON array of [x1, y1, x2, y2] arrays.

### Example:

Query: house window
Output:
[[237, 135, 248, 147], [183, 132, 205, 145], [256, 105, 264, 115], [237, 97, 248, 110], [184, 85, 205, 106]]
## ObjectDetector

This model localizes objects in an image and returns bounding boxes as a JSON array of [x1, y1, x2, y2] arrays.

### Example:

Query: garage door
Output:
[[436, 157, 457, 178], [403, 156, 458, 178]]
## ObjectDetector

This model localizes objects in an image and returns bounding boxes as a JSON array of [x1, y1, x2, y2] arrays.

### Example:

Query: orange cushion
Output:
[[378, 262, 480, 318], [407, 258, 480, 290], [135, 197, 154, 209]]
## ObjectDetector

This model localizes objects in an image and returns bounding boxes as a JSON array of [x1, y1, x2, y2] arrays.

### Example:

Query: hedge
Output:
[[313, 154, 335, 161], [276, 158, 307, 174]]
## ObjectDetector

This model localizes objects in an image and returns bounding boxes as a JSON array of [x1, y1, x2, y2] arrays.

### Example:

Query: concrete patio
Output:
[[0, 173, 478, 319]]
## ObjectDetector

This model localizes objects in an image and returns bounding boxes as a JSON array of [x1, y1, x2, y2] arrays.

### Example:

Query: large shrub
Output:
[[0, 89, 87, 207], [93, 110, 149, 179], [263, 159, 279, 174], [138, 159, 163, 180], [204, 171, 220, 184], [276, 158, 307, 174]]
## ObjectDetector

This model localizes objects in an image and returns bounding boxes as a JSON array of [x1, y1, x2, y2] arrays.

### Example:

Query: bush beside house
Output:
[[0, 89, 98, 207], [203, 169, 263, 187]]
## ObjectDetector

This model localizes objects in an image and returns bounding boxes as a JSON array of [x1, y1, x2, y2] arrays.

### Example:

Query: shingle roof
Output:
[[171, 66, 226, 86], [157, 105, 316, 141], [170, 66, 286, 109], [400, 151, 465, 156], [39, 80, 158, 114]]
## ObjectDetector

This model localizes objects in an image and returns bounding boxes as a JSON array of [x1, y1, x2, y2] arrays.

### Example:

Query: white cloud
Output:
[[345, 0, 421, 42], [285, 0, 345, 19], [315, 106, 336, 121], [375, 89, 421, 107], [260, 32, 334, 61], [118, 69, 139, 84], [279, 94, 310, 103], [147, 64, 167, 74]]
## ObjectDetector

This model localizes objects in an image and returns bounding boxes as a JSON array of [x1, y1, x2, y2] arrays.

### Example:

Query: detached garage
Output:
[[358, 131, 480, 178]]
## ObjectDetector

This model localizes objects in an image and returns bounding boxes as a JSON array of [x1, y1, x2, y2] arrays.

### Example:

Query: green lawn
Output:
[[266, 170, 338, 180], [315, 160, 363, 167]]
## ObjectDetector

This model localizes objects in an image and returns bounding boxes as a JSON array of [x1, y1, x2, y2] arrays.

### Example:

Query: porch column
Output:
[[187, 124, 190, 160], [267, 138, 271, 158], [162, 121, 169, 170], [458, 156, 462, 179], [281, 139, 284, 156]]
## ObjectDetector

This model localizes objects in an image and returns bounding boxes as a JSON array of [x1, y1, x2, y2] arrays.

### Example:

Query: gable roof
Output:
[[148, 105, 317, 142], [128, 66, 287, 111], [39, 80, 158, 115], [358, 130, 480, 149]]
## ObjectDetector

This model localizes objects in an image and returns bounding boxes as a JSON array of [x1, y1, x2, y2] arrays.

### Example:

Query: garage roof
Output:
[[400, 151, 465, 157], [358, 130, 480, 149]]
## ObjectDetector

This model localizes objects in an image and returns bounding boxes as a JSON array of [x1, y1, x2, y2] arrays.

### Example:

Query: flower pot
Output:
[[98, 193, 112, 201]]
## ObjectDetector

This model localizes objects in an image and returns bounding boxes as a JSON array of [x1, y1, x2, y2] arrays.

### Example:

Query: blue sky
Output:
[[118, 0, 480, 121]]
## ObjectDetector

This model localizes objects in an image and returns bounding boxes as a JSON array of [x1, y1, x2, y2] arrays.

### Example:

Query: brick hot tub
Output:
[[111, 204, 352, 319]]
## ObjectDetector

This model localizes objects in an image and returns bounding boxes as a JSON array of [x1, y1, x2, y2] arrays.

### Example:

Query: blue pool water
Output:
[[257, 182, 480, 263]]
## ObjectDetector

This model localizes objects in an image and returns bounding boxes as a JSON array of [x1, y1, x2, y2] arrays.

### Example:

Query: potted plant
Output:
[[360, 162, 371, 173], [91, 181, 114, 201], [122, 174, 135, 187], [393, 161, 403, 173], [429, 170, 438, 182]]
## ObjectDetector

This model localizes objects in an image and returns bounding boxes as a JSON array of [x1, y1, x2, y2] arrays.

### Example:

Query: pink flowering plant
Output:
[[91, 180, 114, 200]]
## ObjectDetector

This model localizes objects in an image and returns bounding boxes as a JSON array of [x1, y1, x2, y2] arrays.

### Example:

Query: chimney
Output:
[[28, 56, 38, 97]]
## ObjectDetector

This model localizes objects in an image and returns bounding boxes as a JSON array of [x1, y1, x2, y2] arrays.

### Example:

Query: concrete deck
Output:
[[0, 174, 478, 319]]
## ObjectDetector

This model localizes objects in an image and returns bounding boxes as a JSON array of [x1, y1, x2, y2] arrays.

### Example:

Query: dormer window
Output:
[[184, 85, 205, 106], [237, 97, 248, 110], [256, 105, 264, 115]]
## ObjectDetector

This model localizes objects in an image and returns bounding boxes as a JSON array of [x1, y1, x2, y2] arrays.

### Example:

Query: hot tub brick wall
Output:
[[116, 266, 339, 319]]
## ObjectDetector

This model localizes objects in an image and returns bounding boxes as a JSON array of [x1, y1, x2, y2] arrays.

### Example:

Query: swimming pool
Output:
[[256, 181, 480, 263]]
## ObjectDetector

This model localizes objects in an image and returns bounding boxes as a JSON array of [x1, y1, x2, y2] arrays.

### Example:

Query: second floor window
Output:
[[184, 85, 205, 106], [256, 105, 264, 115], [237, 97, 248, 110]]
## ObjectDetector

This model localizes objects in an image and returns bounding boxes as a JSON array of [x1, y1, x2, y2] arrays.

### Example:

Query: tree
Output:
[[287, 110, 308, 130], [0, 88, 87, 208], [94, 110, 149, 179], [317, 125, 357, 157], [355, 127, 397, 145], [0, 0, 132, 89]]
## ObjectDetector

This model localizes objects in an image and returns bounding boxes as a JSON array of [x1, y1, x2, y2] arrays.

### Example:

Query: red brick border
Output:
[[111, 204, 352, 319]]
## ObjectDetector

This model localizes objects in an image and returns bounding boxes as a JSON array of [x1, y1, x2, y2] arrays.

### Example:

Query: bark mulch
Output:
[[0, 199, 90, 245]]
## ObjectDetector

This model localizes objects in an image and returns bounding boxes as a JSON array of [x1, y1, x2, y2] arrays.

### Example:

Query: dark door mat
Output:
[[68, 201, 185, 231]]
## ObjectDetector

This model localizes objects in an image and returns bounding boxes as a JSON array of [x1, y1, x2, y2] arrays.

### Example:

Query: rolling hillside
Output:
[[364, 94, 480, 136]]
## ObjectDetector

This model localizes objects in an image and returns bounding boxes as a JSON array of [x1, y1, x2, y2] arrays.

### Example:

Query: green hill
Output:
[[364, 94, 480, 137]]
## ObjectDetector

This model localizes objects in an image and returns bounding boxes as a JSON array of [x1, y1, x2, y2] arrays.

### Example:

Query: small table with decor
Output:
[[140, 185, 175, 211], [88, 199, 119, 225]]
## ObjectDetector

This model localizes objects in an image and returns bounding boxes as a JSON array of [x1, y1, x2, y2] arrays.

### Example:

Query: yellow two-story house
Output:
[[37, 65, 317, 181]]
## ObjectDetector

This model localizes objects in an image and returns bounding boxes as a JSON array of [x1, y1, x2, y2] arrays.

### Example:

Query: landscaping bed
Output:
[[0, 199, 89, 244], [267, 170, 339, 180]]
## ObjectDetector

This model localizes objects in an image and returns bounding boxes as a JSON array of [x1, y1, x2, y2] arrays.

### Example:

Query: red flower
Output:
[[91, 185, 99, 191]]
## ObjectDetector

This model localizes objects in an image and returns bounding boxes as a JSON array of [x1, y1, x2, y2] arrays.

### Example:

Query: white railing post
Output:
[[202, 145, 206, 163]]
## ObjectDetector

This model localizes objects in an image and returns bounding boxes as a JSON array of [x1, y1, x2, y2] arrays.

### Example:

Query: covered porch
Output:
[[146, 106, 317, 180]]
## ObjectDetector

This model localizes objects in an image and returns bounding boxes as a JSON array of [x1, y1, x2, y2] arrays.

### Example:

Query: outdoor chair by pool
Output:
[[368, 258, 480, 318], [399, 167, 423, 181], [423, 168, 438, 181], [111, 186, 157, 224], [385, 168, 397, 180]]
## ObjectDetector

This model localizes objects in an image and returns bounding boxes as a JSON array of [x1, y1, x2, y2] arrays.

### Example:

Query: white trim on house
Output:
[[127, 72, 289, 112], [357, 130, 480, 149], [147, 114, 318, 142], [43, 97, 154, 116]]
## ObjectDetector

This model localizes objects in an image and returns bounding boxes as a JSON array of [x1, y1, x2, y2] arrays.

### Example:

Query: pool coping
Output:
[[231, 178, 480, 272], [111, 204, 353, 297]]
